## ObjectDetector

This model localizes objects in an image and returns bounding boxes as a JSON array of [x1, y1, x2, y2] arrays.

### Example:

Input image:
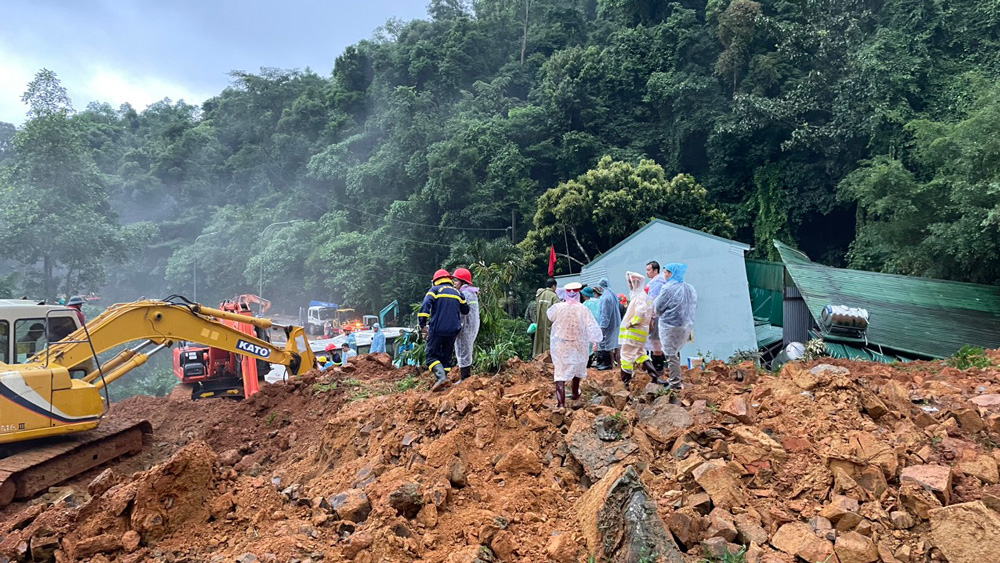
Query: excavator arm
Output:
[[30, 299, 316, 390]]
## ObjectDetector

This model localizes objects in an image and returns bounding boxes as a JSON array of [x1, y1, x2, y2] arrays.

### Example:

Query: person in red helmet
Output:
[[419, 269, 469, 391], [452, 267, 480, 382]]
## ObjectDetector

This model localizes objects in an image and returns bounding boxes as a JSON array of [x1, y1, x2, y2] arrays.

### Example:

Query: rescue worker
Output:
[[419, 269, 470, 392], [582, 286, 601, 366], [547, 282, 603, 410], [370, 323, 387, 354], [452, 267, 480, 382], [618, 272, 660, 388], [645, 261, 667, 373], [532, 278, 559, 357], [340, 342, 357, 366], [67, 295, 86, 325], [344, 327, 358, 352], [595, 278, 622, 370], [654, 263, 698, 389]]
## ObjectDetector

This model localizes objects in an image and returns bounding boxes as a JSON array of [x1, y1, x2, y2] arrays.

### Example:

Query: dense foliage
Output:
[[3, 0, 1000, 315]]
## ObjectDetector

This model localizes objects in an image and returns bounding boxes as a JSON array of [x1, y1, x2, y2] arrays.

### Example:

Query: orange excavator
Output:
[[172, 295, 273, 400]]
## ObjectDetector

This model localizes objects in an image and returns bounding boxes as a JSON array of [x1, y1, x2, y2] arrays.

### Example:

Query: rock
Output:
[[210, 492, 235, 519], [576, 464, 684, 563], [87, 468, 119, 497], [850, 432, 898, 478], [692, 460, 747, 510], [859, 390, 888, 420], [929, 501, 1000, 563], [342, 531, 374, 559], [670, 433, 697, 459], [900, 464, 952, 505], [731, 425, 787, 460], [495, 443, 542, 476], [701, 537, 742, 560], [835, 531, 878, 563], [810, 515, 835, 540], [544, 532, 577, 563], [416, 503, 438, 528], [706, 508, 738, 542], [970, 394, 1000, 408], [733, 513, 768, 545], [448, 458, 469, 488], [890, 510, 914, 529], [311, 496, 330, 511], [899, 482, 943, 519], [667, 507, 706, 549], [720, 396, 754, 423], [218, 448, 242, 467], [121, 531, 141, 553], [771, 522, 839, 563], [29, 536, 59, 562], [328, 489, 372, 523], [637, 397, 694, 444], [953, 409, 985, 433], [281, 484, 302, 500], [686, 492, 712, 515], [73, 534, 122, 559], [566, 410, 639, 480], [236, 554, 259, 563], [387, 482, 423, 519], [856, 466, 888, 497], [835, 512, 864, 532], [958, 454, 999, 484]]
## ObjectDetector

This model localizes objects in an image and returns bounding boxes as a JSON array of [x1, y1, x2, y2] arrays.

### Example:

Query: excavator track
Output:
[[0, 420, 152, 507]]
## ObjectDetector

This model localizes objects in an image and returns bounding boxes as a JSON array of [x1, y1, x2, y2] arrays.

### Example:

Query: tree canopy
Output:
[[2, 0, 1000, 310]]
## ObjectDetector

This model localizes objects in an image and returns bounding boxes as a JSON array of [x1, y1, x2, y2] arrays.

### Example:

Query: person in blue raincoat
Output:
[[595, 278, 622, 370], [370, 323, 387, 354], [653, 263, 698, 389]]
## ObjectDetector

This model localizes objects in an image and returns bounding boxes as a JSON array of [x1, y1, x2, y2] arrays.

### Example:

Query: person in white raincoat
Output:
[[654, 263, 698, 388], [452, 267, 480, 382], [547, 282, 603, 409], [618, 271, 660, 388]]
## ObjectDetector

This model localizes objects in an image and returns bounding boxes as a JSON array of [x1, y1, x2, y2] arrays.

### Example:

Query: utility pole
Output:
[[259, 220, 303, 315]]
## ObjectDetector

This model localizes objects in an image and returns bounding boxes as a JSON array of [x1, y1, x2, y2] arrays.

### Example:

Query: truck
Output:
[[0, 296, 316, 507]]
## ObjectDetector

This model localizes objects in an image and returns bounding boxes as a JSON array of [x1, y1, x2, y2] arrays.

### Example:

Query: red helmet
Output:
[[618, 293, 627, 306], [433, 269, 451, 282], [453, 267, 473, 284], [324, 343, 338, 352]]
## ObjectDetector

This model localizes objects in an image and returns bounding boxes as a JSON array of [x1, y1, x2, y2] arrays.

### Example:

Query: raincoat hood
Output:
[[373, 324, 380, 331], [598, 278, 611, 289], [626, 271, 646, 297], [665, 263, 688, 283]]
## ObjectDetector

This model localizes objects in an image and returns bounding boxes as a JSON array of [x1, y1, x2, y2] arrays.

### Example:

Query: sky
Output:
[[0, 0, 429, 125]]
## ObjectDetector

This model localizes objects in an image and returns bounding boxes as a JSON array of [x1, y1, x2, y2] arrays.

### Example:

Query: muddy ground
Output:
[[2, 352, 1000, 563]]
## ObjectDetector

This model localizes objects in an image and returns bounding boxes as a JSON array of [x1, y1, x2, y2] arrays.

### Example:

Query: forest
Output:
[[3, 0, 1000, 317]]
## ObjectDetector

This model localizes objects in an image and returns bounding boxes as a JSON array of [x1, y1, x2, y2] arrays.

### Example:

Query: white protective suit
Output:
[[618, 272, 653, 372], [654, 263, 698, 356], [455, 285, 481, 368], [547, 296, 603, 382]]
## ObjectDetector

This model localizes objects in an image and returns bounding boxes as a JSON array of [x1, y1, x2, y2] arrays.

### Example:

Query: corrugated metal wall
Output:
[[745, 260, 785, 326], [783, 285, 812, 346]]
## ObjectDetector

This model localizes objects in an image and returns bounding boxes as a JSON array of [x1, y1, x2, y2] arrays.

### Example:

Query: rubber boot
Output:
[[430, 364, 450, 392], [620, 369, 632, 389], [460, 366, 472, 381], [555, 382, 567, 409], [571, 377, 581, 401], [652, 353, 665, 372], [641, 359, 661, 383], [595, 351, 612, 371]]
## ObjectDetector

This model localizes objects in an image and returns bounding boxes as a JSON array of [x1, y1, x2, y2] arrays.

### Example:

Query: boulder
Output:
[[544, 532, 577, 563], [720, 396, 754, 423], [87, 468, 119, 497], [899, 482, 943, 520], [970, 394, 1000, 408], [733, 513, 768, 546], [667, 507, 706, 550], [387, 482, 423, 519], [566, 410, 639, 480], [771, 522, 839, 563], [706, 508, 738, 542], [835, 531, 878, 563], [637, 397, 694, 444], [929, 501, 1000, 563], [328, 489, 372, 523], [900, 464, 952, 505], [448, 458, 469, 488], [692, 460, 747, 510], [495, 443, 542, 476], [958, 454, 999, 484], [576, 464, 684, 563]]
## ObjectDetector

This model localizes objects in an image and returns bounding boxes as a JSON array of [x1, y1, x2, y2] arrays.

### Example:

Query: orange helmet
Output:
[[618, 293, 627, 306], [453, 267, 473, 284], [432, 269, 451, 282]]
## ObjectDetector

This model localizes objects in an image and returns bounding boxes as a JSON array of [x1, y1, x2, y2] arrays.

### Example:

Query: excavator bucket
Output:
[[284, 327, 316, 375]]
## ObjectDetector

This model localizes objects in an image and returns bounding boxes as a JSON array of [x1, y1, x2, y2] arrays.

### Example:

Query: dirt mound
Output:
[[2, 353, 1000, 562]]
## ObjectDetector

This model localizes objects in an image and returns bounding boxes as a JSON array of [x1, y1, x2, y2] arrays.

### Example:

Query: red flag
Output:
[[548, 245, 556, 276]]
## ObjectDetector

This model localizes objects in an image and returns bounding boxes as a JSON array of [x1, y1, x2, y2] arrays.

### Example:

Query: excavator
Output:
[[0, 296, 316, 508]]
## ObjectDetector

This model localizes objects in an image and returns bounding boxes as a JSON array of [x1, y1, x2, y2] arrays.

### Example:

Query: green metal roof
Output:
[[822, 341, 913, 364], [754, 321, 784, 348], [775, 240, 1000, 359]]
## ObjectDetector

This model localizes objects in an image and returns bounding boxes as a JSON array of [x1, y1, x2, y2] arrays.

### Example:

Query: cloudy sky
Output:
[[0, 0, 428, 124]]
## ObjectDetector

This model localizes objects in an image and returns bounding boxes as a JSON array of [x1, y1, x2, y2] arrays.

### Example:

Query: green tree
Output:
[[0, 70, 151, 297], [521, 157, 734, 272]]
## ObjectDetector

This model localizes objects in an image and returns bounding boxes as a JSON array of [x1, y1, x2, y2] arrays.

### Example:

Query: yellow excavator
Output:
[[0, 296, 316, 507]]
